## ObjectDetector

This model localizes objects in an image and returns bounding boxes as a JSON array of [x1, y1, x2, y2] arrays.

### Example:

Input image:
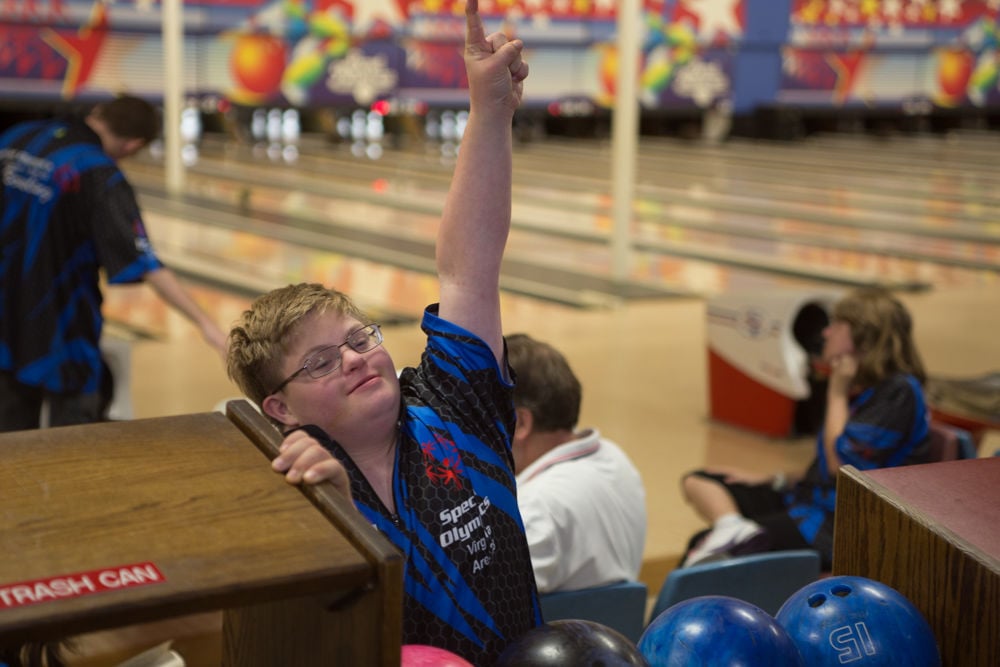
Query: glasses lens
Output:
[[349, 324, 382, 352], [305, 347, 340, 379], [303, 325, 382, 380]]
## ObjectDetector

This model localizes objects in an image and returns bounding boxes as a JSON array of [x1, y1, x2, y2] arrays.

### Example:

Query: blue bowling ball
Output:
[[497, 619, 648, 666], [639, 595, 804, 666], [775, 575, 940, 666]]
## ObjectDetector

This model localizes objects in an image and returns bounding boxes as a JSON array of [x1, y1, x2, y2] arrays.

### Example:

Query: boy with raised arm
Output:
[[226, 1, 538, 662]]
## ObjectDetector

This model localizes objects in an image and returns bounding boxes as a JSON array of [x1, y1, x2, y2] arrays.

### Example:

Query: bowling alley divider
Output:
[[0, 401, 404, 666], [833, 458, 1000, 667]]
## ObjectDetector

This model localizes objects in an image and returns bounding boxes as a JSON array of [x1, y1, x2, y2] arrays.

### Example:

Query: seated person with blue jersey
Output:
[[225, 3, 538, 664], [679, 287, 931, 570]]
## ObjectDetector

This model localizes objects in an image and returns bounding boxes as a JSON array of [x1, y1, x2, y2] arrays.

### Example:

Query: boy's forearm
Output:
[[438, 112, 513, 282], [436, 0, 525, 357], [436, 110, 515, 358]]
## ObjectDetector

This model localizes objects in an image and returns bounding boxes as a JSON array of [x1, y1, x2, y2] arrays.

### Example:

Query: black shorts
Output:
[[682, 470, 811, 556]]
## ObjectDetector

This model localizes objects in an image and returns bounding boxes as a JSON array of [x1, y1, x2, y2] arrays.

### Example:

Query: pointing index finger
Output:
[[465, 0, 486, 47]]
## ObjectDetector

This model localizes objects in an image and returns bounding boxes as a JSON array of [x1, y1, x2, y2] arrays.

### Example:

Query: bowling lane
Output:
[[123, 131, 999, 303], [513, 138, 1000, 236], [188, 132, 1000, 233], [135, 184, 820, 310]]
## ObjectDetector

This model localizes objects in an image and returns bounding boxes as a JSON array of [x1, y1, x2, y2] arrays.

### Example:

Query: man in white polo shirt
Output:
[[507, 333, 647, 593]]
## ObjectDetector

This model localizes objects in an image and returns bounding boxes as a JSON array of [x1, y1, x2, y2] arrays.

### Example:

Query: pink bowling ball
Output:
[[401, 644, 474, 667]]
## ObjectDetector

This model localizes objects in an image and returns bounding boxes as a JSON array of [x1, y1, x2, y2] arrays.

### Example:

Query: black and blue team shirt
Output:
[[301, 307, 541, 665], [0, 118, 161, 394], [785, 372, 930, 565]]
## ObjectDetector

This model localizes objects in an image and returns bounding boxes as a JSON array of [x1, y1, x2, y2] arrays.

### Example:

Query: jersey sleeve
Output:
[[409, 305, 516, 460], [88, 169, 162, 283]]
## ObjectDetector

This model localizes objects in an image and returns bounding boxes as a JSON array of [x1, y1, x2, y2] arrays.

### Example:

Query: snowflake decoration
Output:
[[673, 58, 729, 107], [326, 50, 398, 104]]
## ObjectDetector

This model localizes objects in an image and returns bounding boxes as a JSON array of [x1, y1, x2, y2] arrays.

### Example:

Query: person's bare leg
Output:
[[681, 475, 740, 524], [680, 475, 766, 567]]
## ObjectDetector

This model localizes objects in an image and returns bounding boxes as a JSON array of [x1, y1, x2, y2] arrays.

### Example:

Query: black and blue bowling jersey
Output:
[[0, 119, 161, 393], [303, 307, 541, 665]]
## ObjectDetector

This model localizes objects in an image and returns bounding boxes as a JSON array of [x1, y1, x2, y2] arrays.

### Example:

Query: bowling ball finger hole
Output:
[[831, 584, 853, 597], [807, 593, 826, 607]]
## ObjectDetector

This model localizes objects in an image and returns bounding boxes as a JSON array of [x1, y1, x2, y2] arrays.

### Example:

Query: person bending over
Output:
[[680, 287, 930, 570], [507, 333, 647, 593], [0, 95, 227, 432], [226, 3, 537, 664]]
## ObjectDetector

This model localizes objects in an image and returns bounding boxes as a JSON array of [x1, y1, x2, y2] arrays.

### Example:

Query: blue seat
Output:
[[539, 580, 648, 643], [944, 424, 978, 460], [649, 549, 821, 622]]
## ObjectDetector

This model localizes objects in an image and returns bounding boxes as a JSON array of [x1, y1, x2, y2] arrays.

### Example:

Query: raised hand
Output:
[[828, 353, 859, 397], [464, 0, 529, 116]]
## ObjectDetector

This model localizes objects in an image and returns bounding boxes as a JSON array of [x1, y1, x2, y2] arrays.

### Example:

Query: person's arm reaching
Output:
[[144, 267, 228, 357], [436, 0, 529, 363]]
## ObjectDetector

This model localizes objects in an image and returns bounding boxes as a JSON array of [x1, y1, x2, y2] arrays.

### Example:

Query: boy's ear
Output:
[[262, 394, 295, 426]]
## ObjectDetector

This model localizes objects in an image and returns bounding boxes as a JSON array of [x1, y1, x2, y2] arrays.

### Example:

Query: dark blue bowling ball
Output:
[[496, 619, 649, 666], [639, 595, 804, 666], [775, 575, 940, 666]]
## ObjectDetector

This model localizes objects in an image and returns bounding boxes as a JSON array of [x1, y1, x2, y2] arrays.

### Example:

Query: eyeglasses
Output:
[[269, 323, 383, 395]]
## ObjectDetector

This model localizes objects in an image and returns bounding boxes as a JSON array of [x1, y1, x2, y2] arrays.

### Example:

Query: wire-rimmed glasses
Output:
[[269, 323, 383, 395]]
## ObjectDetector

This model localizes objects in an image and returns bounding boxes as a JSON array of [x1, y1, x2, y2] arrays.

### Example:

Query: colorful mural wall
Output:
[[0, 0, 997, 115], [783, 0, 1000, 109]]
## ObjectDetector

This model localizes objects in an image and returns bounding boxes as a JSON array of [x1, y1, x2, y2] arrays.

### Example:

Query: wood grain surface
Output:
[[0, 412, 371, 644], [833, 460, 1000, 667]]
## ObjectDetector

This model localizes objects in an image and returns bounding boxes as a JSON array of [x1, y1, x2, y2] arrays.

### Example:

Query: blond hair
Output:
[[227, 283, 367, 410]]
